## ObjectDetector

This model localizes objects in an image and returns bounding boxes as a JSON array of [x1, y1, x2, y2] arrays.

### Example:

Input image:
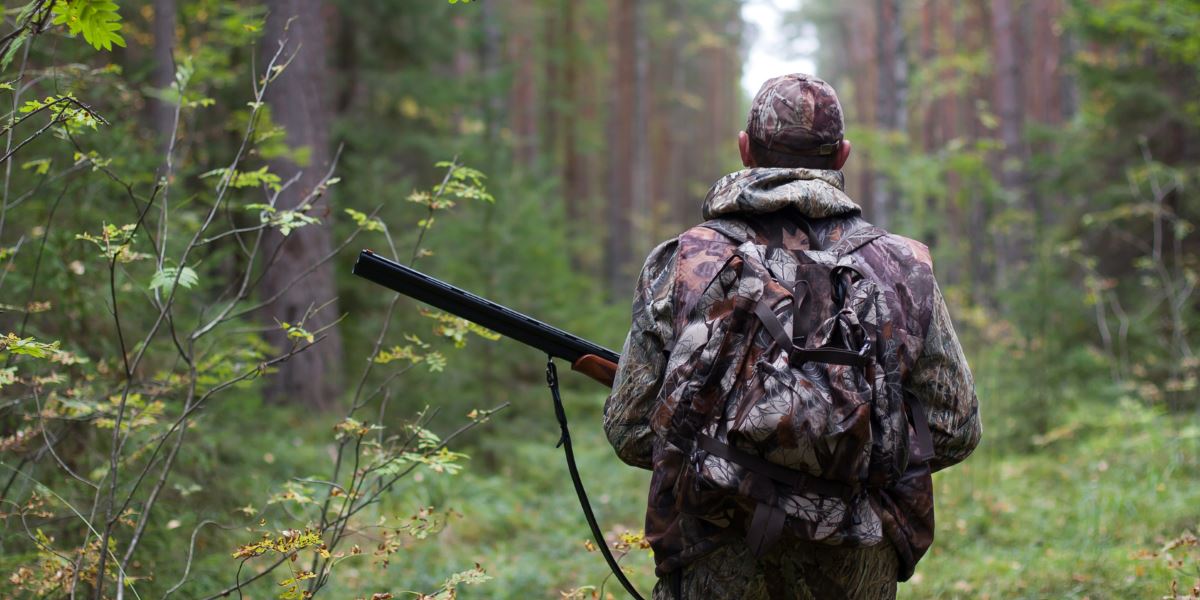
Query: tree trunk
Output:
[[872, 0, 907, 229], [151, 0, 176, 157], [665, 4, 692, 234], [631, 0, 650, 258], [479, 0, 504, 147], [844, 0, 876, 211], [508, 0, 539, 169], [560, 0, 592, 258], [990, 0, 1026, 292], [605, 0, 637, 297], [259, 0, 343, 410], [966, 1, 993, 305]]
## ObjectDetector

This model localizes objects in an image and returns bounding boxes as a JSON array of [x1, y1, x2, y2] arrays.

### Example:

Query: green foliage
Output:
[[0, 4, 506, 596], [373, 334, 448, 373], [51, 0, 125, 51], [148, 265, 199, 293], [0, 333, 60, 359], [75, 222, 148, 262], [431, 161, 495, 204], [1045, 0, 1200, 411], [245, 203, 322, 236], [421, 309, 502, 348], [93, 393, 165, 432], [232, 528, 326, 600], [344, 207, 383, 232], [18, 94, 103, 130], [203, 165, 283, 191]]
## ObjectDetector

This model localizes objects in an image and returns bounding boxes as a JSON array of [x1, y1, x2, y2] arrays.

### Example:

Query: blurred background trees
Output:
[[794, 0, 1198, 430], [0, 0, 1197, 598]]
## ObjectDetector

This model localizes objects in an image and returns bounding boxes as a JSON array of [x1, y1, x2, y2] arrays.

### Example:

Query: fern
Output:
[[52, 0, 126, 51]]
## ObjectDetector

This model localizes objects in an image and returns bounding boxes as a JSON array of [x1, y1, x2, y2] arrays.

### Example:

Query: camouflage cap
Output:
[[746, 73, 845, 156]]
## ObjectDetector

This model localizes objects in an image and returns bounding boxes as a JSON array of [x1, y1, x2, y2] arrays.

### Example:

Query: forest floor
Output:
[[150, 360, 1200, 599], [311, 388, 1200, 599]]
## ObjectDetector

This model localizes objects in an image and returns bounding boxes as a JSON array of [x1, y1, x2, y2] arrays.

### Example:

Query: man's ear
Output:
[[833, 139, 852, 170], [738, 131, 755, 168]]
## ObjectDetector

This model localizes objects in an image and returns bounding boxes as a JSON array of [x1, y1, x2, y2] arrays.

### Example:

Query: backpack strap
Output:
[[695, 433, 859, 557]]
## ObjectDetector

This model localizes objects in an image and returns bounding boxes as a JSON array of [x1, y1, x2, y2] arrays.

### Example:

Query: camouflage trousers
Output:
[[651, 539, 898, 600]]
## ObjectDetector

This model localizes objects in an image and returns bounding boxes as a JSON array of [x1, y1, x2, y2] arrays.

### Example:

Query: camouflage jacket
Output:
[[603, 168, 981, 579]]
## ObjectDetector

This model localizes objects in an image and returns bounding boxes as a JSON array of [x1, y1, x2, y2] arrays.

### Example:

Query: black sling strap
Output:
[[546, 358, 646, 600]]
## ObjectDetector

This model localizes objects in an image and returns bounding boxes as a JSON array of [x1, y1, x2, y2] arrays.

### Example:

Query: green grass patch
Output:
[[902, 401, 1200, 599]]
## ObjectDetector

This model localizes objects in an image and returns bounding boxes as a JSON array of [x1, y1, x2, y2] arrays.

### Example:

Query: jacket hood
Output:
[[701, 168, 860, 221]]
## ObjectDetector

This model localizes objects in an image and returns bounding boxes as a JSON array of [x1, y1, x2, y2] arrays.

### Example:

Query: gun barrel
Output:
[[352, 250, 620, 365]]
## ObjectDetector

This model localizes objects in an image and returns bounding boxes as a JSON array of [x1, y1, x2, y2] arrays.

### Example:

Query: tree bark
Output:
[[845, 0, 876, 213], [259, 0, 343, 410], [631, 0, 650, 258], [478, 0, 504, 147], [966, 1, 994, 305], [508, 0, 539, 169], [872, 0, 907, 229], [560, 0, 590, 240], [605, 0, 637, 297], [664, 5, 692, 234], [151, 0, 176, 157], [990, 0, 1026, 291]]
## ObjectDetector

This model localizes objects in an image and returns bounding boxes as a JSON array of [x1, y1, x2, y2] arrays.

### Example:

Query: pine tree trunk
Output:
[[990, 0, 1026, 291], [259, 0, 343, 410], [966, 1, 994, 305], [605, 0, 637, 297], [479, 0, 504, 147], [561, 0, 586, 229], [508, 0, 539, 169], [631, 0, 650, 258], [666, 2, 691, 233], [872, 0, 907, 229]]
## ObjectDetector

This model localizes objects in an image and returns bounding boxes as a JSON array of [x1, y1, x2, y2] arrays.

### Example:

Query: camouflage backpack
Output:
[[654, 218, 935, 558]]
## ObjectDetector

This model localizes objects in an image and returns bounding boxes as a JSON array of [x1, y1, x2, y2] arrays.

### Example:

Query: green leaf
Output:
[[19, 94, 102, 130], [21, 158, 51, 175], [149, 266, 199, 293], [201, 166, 282, 191], [1, 31, 29, 71], [279, 321, 316, 344], [52, 0, 126, 51], [344, 208, 384, 232], [0, 333, 60, 359]]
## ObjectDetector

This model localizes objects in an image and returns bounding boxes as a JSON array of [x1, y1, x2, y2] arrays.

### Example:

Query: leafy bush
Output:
[[0, 4, 505, 597]]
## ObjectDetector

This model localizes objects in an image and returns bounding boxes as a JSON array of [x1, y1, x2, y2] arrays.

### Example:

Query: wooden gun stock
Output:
[[571, 354, 618, 388]]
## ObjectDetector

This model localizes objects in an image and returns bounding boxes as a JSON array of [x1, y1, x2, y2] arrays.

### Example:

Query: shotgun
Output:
[[351, 250, 620, 387]]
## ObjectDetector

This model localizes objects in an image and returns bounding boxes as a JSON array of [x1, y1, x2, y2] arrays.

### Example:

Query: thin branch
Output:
[[162, 520, 236, 599]]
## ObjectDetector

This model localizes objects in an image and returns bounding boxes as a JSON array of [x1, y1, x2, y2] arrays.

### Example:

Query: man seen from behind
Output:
[[603, 74, 982, 599]]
